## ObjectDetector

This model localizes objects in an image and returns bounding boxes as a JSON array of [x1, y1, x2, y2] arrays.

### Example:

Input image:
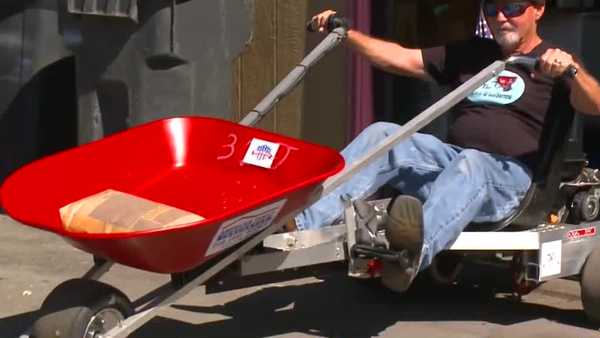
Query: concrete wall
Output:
[[0, 0, 76, 182], [75, 0, 253, 142]]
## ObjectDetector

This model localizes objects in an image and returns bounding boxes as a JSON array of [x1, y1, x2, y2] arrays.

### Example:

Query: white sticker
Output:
[[468, 70, 525, 105], [242, 138, 280, 169], [539, 240, 562, 278], [205, 199, 286, 256]]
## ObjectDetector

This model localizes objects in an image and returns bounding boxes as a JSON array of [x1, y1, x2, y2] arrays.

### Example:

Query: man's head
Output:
[[483, 0, 545, 53]]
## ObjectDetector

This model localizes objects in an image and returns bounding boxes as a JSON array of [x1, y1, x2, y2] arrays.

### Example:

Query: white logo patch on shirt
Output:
[[468, 70, 525, 105]]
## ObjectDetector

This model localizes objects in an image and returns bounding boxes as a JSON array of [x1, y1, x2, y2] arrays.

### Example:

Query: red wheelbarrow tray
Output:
[[0, 117, 344, 273]]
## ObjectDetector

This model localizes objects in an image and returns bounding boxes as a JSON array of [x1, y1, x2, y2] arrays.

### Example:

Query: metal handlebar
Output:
[[507, 56, 575, 81], [506, 56, 539, 72], [306, 15, 349, 33]]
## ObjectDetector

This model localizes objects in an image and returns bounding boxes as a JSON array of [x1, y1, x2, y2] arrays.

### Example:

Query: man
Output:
[[292, 0, 600, 292]]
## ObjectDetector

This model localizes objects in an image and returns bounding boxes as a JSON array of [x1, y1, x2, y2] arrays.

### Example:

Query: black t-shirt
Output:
[[422, 38, 559, 168]]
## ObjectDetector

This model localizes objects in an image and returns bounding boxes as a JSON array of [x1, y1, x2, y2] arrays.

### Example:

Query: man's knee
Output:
[[349, 122, 403, 150], [455, 149, 488, 176]]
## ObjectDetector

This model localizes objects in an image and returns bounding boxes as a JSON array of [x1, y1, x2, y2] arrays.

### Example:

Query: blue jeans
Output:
[[295, 122, 532, 270]]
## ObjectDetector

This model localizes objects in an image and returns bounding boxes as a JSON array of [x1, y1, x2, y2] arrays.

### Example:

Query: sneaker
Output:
[[380, 195, 424, 293]]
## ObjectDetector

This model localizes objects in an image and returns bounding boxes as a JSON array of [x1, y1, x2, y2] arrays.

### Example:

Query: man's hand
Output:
[[539, 48, 578, 78], [539, 48, 600, 115], [310, 10, 337, 33], [308, 9, 429, 81]]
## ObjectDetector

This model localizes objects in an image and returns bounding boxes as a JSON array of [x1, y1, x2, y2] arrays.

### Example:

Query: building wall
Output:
[[0, 0, 76, 182], [232, 0, 349, 149], [74, 0, 253, 142]]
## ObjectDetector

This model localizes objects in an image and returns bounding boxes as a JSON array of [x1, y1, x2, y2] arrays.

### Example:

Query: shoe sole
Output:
[[381, 195, 424, 293], [386, 195, 424, 252]]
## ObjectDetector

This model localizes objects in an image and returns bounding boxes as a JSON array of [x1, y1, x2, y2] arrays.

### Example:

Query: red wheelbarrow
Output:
[[0, 116, 344, 273]]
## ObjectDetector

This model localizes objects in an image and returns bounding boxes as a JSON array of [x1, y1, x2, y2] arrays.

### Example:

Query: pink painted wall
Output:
[[347, 0, 374, 140]]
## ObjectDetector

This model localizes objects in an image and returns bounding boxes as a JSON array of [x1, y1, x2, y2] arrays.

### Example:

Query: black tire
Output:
[[572, 191, 600, 223], [581, 248, 600, 323], [31, 279, 134, 338], [424, 252, 464, 286]]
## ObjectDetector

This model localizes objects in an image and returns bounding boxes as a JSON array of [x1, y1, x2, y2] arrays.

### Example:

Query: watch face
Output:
[[566, 65, 578, 79]]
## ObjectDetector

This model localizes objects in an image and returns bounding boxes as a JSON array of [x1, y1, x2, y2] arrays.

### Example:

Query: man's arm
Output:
[[345, 30, 432, 81], [539, 48, 600, 115], [568, 65, 600, 115], [311, 10, 431, 81]]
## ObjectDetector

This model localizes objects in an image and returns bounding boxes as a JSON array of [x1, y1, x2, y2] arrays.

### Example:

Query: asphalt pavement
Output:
[[1, 214, 600, 338]]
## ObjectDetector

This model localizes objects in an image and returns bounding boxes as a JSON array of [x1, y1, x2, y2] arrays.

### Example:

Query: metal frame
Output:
[[254, 214, 600, 283]]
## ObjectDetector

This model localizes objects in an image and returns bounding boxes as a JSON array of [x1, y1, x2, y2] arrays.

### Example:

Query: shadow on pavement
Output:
[[129, 268, 597, 338], [1, 263, 595, 338]]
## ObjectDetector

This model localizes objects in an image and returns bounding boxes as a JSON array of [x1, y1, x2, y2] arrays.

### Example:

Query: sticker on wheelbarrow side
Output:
[[205, 199, 287, 256], [539, 240, 562, 278]]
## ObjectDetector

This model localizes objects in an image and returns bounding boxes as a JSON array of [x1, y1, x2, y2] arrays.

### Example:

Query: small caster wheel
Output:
[[31, 279, 133, 338]]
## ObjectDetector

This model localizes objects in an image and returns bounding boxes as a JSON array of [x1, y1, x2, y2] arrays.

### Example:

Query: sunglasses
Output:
[[483, 2, 530, 18]]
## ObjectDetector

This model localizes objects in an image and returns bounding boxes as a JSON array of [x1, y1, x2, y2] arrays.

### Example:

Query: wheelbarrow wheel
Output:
[[581, 248, 600, 323], [31, 279, 133, 338]]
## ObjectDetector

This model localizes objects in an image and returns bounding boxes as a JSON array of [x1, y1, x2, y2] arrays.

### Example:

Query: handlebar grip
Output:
[[306, 15, 349, 32], [506, 56, 539, 71]]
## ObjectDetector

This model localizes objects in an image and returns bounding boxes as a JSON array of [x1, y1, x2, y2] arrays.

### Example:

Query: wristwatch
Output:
[[564, 64, 578, 79]]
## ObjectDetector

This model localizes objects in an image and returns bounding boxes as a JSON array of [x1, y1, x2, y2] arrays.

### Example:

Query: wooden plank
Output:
[[302, 0, 349, 150], [231, 57, 242, 122], [234, 0, 348, 145], [275, 1, 308, 138], [240, 0, 276, 131]]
